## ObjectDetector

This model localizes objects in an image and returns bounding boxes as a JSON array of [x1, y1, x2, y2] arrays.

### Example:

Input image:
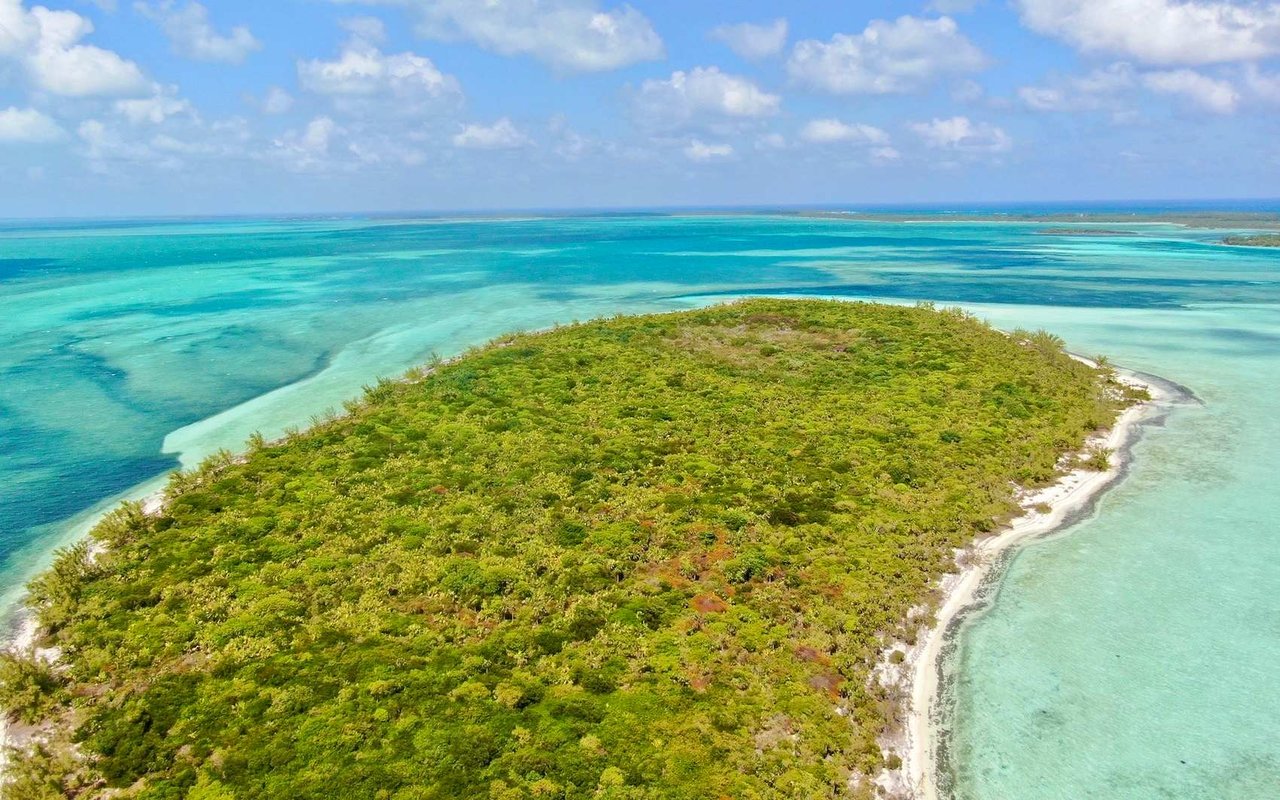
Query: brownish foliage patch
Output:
[[691, 594, 729, 614], [808, 672, 845, 700]]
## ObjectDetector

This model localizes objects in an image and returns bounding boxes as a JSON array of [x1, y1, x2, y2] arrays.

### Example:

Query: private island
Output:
[[1, 299, 1150, 800]]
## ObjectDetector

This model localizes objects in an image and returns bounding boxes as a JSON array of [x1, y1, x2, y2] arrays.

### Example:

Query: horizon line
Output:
[[3, 197, 1280, 225]]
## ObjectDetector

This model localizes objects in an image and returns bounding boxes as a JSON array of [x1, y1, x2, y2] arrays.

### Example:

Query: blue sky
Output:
[[1, 0, 1279, 216]]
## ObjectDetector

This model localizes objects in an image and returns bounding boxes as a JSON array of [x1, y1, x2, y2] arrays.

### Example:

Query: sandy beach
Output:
[[880, 366, 1185, 799], [0, 612, 45, 785]]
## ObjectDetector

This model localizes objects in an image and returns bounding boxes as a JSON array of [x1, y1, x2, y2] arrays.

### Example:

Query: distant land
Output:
[[1223, 234, 1280, 247], [783, 210, 1280, 230], [1033, 228, 1145, 237]]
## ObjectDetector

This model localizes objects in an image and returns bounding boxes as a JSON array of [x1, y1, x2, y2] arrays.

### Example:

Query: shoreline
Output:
[[886, 365, 1192, 799], [0, 489, 166, 783]]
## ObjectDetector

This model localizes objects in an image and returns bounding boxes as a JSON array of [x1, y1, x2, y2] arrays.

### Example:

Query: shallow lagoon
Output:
[[1, 214, 1277, 797]]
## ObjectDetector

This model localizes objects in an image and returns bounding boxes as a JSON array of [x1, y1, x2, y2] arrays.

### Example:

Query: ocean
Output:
[[1, 213, 1276, 797]]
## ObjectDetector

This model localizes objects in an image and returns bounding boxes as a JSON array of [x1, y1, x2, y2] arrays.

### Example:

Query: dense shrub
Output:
[[11, 299, 1131, 799]]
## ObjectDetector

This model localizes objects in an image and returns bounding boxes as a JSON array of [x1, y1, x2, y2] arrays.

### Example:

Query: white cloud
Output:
[[0, 106, 63, 142], [683, 139, 733, 161], [911, 116, 1012, 152], [1013, 0, 1280, 65], [374, 0, 664, 72], [1018, 63, 1137, 111], [787, 15, 987, 94], [272, 116, 339, 170], [0, 0, 38, 58], [799, 118, 890, 145], [299, 21, 461, 101], [709, 18, 788, 60], [452, 117, 530, 149], [115, 86, 196, 124], [261, 86, 294, 114], [1018, 86, 1068, 111], [547, 115, 595, 160], [1142, 69, 1241, 113], [1244, 64, 1280, 103], [0, 3, 148, 96], [1020, 62, 1241, 115], [636, 66, 780, 127], [135, 1, 261, 64], [75, 106, 253, 173], [78, 117, 183, 169], [871, 146, 902, 163]]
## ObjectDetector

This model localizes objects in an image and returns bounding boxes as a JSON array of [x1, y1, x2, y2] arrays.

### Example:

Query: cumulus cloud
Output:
[[135, 1, 261, 64], [452, 118, 530, 149], [799, 118, 890, 145], [683, 139, 733, 161], [0, 1, 148, 96], [787, 15, 988, 94], [709, 18, 788, 60], [636, 66, 780, 128], [911, 116, 1012, 152], [1142, 69, 1241, 113], [1013, 0, 1280, 65], [299, 19, 461, 103], [368, 0, 663, 72], [0, 106, 63, 142]]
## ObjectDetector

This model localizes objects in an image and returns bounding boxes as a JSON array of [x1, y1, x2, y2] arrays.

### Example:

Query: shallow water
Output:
[[1, 214, 1277, 797]]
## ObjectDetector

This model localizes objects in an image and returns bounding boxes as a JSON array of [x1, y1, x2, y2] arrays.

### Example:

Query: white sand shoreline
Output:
[[885, 365, 1184, 799]]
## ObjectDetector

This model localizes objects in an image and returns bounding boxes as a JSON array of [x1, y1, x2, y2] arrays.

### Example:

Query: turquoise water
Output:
[[1, 214, 1277, 797]]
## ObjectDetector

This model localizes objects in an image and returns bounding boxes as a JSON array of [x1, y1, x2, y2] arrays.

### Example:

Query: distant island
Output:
[[1223, 234, 1280, 247], [2, 299, 1145, 799], [1034, 228, 1145, 237], [784, 209, 1280, 230]]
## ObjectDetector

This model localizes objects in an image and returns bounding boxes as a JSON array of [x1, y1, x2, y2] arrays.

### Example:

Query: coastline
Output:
[[0, 491, 167, 784], [885, 365, 1189, 799]]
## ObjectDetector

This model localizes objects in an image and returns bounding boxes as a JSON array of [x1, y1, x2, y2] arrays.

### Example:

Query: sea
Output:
[[1, 211, 1277, 798]]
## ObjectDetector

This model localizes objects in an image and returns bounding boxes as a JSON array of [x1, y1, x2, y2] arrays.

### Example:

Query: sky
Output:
[[1, 0, 1280, 216]]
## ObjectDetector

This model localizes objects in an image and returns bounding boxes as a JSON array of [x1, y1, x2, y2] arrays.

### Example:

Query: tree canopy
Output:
[[3, 299, 1139, 800]]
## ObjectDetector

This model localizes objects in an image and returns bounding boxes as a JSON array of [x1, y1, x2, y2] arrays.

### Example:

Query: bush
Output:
[[0, 653, 67, 725]]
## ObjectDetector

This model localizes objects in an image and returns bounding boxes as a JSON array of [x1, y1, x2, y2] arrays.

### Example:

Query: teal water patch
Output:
[[933, 303, 1280, 800], [0, 215, 1277, 797]]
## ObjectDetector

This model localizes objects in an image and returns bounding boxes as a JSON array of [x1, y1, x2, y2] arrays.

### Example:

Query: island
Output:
[[1223, 234, 1280, 247], [1033, 228, 1145, 237], [1, 299, 1147, 800]]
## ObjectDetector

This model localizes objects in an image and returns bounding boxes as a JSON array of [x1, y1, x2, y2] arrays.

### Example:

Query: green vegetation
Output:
[[1076, 445, 1115, 472], [1223, 234, 1280, 247], [4, 299, 1139, 800], [1035, 228, 1143, 237]]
